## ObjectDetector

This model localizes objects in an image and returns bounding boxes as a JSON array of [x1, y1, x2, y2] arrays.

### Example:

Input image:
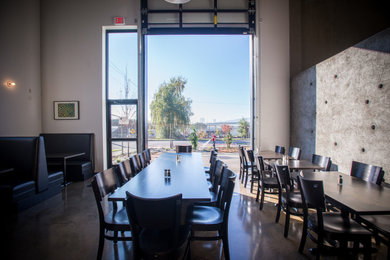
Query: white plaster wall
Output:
[[41, 0, 138, 172], [0, 0, 41, 136], [257, 0, 290, 151]]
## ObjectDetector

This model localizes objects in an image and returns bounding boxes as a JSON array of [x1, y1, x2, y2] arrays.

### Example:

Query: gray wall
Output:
[[290, 0, 390, 77], [0, 0, 42, 136], [291, 28, 390, 183], [40, 0, 138, 172]]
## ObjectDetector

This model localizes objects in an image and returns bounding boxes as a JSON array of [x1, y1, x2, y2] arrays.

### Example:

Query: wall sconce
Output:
[[6, 81, 16, 88]]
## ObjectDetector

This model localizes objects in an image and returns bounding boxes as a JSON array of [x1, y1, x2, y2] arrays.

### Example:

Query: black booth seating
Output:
[[40, 133, 95, 181], [0, 137, 63, 213]]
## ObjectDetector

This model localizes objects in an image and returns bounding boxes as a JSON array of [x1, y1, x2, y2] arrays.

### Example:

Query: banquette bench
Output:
[[40, 133, 95, 181], [0, 137, 63, 213]]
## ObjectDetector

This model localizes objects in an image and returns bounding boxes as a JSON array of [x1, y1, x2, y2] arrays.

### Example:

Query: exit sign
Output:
[[114, 17, 125, 25]]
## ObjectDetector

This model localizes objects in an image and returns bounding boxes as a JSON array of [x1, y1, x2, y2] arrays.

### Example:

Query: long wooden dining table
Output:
[[109, 152, 211, 203], [301, 171, 390, 215]]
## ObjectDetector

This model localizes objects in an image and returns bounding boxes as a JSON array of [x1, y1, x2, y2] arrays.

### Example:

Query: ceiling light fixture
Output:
[[164, 0, 191, 4]]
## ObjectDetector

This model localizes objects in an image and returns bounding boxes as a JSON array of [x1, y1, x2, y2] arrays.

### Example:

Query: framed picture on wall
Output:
[[54, 101, 80, 120]]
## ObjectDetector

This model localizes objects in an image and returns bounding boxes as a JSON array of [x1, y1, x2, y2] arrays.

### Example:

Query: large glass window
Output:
[[106, 30, 138, 166]]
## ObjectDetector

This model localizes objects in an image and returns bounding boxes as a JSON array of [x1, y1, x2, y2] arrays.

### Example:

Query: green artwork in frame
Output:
[[54, 101, 80, 120]]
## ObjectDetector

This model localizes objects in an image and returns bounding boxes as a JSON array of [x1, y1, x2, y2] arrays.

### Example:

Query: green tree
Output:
[[238, 118, 249, 138], [224, 131, 233, 148], [150, 77, 193, 139], [189, 128, 198, 150]]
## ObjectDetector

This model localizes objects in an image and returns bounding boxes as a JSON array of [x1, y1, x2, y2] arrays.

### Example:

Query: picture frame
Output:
[[54, 101, 80, 120]]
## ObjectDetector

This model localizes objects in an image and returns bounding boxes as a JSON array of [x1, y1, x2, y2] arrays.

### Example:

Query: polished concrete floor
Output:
[[3, 153, 388, 259]]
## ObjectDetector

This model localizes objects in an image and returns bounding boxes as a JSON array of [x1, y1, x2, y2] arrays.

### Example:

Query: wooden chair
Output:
[[125, 192, 190, 260], [350, 160, 384, 185], [130, 155, 141, 175], [312, 154, 332, 171], [91, 168, 132, 259], [142, 150, 150, 166], [356, 214, 390, 260], [246, 149, 258, 192], [176, 145, 192, 153], [209, 160, 227, 203], [117, 159, 134, 185], [256, 156, 279, 210], [238, 146, 251, 185], [275, 164, 304, 238], [275, 145, 285, 154], [288, 146, 301, 160], [137, 153, 146, 170], [298, 176, 372, 259], [187, 168, 236, 260]]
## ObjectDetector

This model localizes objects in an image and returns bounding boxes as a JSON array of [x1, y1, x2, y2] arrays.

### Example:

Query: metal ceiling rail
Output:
[[141, 0, 256, 35]]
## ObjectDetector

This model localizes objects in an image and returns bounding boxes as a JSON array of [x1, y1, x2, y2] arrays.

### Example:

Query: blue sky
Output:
[[108, 33, 250, 123]]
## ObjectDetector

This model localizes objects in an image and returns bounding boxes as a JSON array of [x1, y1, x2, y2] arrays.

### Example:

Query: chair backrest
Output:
[[312, 154, 331, 171], [256, 156, 268, 182], [298, 176, 326, 211], [91, 168, 118, 200], [211, 160, 226, 193], [246, 149, 255, 163], [275, 164, 293, 193], [288, 146, 301, 160], [209, 149, 218, 164], [91, 168, 118, 225], [142, 150, 150, 166], [118, 160, 134, 184], [176, 145, 192, 153], [239, 147, 248, 164], [136, 153, 145, 169], [350, 161, 384, 185], [208, 153, 218, 177], [216, 168, 236, 223], [275, 145, 285, 154], [125, 192, 182, 257], [130, 155, 141, 174]]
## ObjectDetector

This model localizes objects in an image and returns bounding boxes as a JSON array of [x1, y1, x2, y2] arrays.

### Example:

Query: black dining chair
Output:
[[137, 153, 146, 170], [125, 192, 190, 260], [298, 176, 372, 259], [256, 156, 279, 210], [176, 145, 192, 153], [312, 154, 332, 171], [117, 159, 135, 185], [275, 164, 304, 238], [275, 145, 285, 154], [187, 168, 236, 260], [206, 155, 218, 189], [130, 155, 141, 175], [356, 214, 390, 259], [245, 149, 258, 191], [209, 160, 227, 203], [91, 168, 132, 259], [204, 149, 218, 174], [350, 160, 384, 185], [238, 146, 251, 185], [142, 149, 150, 166], [288, 146, 301, 160]]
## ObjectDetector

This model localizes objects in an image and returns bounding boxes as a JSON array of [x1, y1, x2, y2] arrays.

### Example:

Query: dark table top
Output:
[[109, 152, 211, 202], [46, 152, 85, 160], [264, 158, 324, 171], [301, 171, 390, 215], [257, 150, 293, 160]]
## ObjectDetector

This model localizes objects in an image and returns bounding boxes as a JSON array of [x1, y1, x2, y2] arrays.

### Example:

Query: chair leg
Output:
[[222, 232, 230, 260], [284, 206, 290, 238], [97, 228, 105, 260], [275, 197, 281, 223], [244, 169, 249, 188], [256, 184, 260, 202], [363, 237, 371, 260], [259, 186, 265, 210], [250, 175, 254, 193], [113, 231, 118, 243], [299, 215, 307, 253]]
